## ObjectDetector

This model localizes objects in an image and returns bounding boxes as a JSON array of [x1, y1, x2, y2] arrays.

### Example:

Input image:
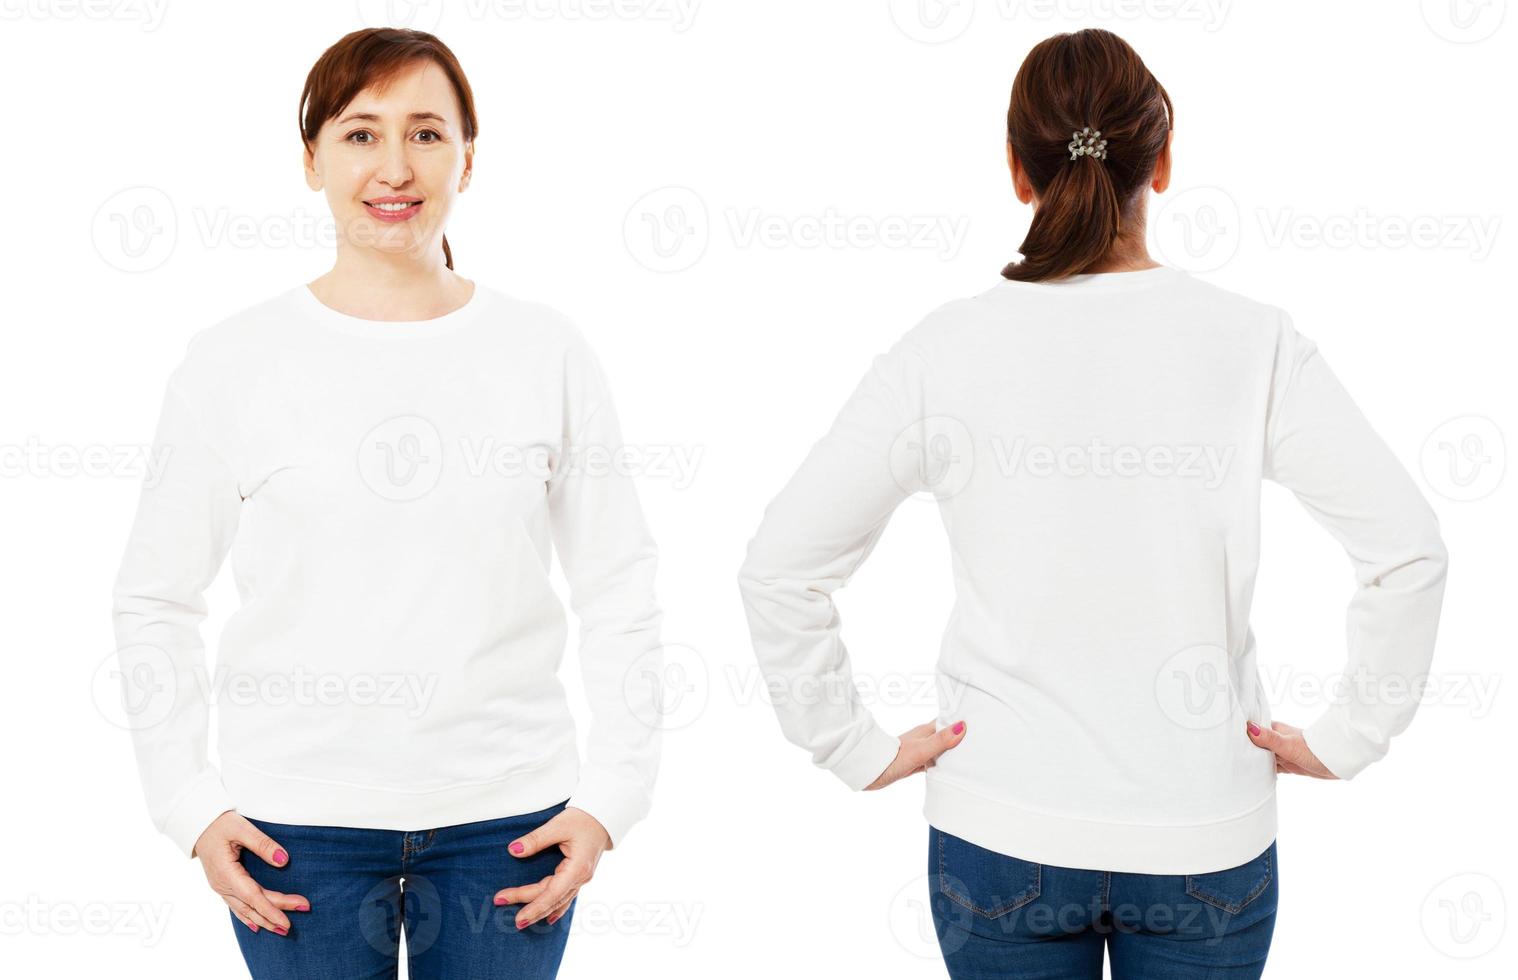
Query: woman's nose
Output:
[[377, 141, 412, 185]]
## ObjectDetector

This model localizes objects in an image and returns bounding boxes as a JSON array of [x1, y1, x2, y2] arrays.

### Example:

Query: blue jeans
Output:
[[929, 826, 1277, 979], [232, 799, 575, 979]]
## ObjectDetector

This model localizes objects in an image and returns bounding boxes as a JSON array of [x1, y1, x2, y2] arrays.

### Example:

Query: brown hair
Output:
[[299, 28, 478, 270], [1002, 29, 1172, 282]]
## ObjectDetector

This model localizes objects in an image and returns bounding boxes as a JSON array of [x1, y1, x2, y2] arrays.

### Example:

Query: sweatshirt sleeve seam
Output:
[[1264, 316, 1319, 473], [164, 377, 244, 497]]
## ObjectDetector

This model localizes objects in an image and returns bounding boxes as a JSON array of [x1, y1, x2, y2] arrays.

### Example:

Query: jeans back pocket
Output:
[[1184, 841, 1275, 915], [934, 828, 1042, 918]]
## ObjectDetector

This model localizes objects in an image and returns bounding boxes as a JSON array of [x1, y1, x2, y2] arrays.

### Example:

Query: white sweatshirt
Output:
[[112, 283, 664, 857], [737, 265, 1448, 874]]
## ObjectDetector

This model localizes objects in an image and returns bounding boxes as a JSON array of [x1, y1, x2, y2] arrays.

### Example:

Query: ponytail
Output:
[[1003, 151, 1122, 282]]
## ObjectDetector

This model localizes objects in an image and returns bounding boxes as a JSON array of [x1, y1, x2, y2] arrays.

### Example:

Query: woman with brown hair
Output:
[[111, 28, 664, 978], [738, 28, 1447, 979]]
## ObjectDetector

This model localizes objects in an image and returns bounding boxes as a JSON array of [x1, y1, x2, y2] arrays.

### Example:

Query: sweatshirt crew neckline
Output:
[[997, 263, 1187, 293], [295, 280, 487, 339]]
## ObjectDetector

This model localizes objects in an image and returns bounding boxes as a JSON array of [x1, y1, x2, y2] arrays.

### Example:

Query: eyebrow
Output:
[[335, 111, 450, 126]]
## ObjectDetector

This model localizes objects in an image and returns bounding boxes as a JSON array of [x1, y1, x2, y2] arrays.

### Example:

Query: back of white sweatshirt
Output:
[[737, 265, 1448, 874]]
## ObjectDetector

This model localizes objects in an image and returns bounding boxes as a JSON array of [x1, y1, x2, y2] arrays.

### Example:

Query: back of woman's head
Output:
[[1003, 29, 1173, 283]]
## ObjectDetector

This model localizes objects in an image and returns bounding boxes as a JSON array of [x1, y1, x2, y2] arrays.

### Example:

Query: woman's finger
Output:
[[541, 888, 579, 925], [235, 879, 292, 935], [494, 877, 551, 909], [264, 889, 311, 913], [235, 819, 290, 871], [1250, 720, 1336, 778], [1276, 758, 1311, 776], [1245, 720, 1290, 758], [515, 868, 581, 929], [509, 822, 570, 859], [225, 894, 281, 935], [920, 720, 967, 764]]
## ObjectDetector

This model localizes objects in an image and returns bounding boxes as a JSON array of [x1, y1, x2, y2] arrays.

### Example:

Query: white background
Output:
[[2, 0, 1513, 976]]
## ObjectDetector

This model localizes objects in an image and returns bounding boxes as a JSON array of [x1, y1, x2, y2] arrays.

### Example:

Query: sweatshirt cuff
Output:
[[163, 770, 236, 858], [1301, 708, 1387, 781], [568, 773, 651, 851], [828, 721, 902, 791]]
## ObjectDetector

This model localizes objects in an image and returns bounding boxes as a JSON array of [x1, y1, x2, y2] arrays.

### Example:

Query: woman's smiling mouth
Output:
[[363, 197, 423, 222]]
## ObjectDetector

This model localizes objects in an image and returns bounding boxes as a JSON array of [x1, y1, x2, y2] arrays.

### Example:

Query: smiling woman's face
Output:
[[303, 59, 472, 264]]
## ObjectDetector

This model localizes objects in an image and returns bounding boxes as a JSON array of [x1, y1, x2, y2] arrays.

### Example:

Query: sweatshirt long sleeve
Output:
[[111, 379, 241, 857], [736, 266, 1448, 874], [111, 284, 664, 856], [1264, 322, 1450, 780]]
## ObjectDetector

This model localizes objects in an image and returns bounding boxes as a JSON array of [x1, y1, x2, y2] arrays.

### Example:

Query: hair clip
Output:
[[1068, 127, 1108, 161]]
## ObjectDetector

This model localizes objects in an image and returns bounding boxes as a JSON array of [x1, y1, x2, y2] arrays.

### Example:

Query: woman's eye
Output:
[[342, 129, 440, 144]]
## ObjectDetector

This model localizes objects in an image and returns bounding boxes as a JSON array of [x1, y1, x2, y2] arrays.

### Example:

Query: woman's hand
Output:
[[1247, 720, 1339, 779], [495, 806, 611, 929], [194, 810, 310, 935], [864, 719, 967, 790]]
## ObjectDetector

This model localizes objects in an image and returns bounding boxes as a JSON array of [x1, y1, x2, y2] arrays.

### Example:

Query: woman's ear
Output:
[[303, 143, 322, 192], [1007, 141, 1034, 205], [1151, 129, 1173, 194]]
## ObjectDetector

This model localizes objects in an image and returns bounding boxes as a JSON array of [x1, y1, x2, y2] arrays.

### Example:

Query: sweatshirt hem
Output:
[[923, 776, 1277, 875], [221, 749, 580, 832]]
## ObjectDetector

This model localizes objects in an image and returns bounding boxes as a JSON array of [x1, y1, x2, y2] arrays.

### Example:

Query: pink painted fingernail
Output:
[[494, 896, 508, 906], [273, 849, 288, 865], [509, 842, 525, 854], [250, 923, 259, 933], [516, 919, 528, 930], [274, 927, 288, 936], [952, 722, 965, 735], [1247, 723, 1261, 736], [295, 904, 309, 912]]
